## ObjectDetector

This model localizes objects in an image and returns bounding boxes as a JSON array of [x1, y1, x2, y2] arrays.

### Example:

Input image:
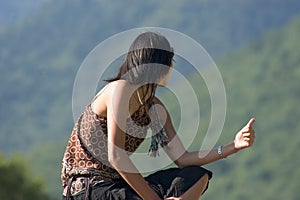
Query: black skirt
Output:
[[64, 166, 212, 200]]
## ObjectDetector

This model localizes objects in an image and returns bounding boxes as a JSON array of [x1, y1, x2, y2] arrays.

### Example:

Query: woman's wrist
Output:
[[220, 142, 239, 159], [228, 142, 239, 155]]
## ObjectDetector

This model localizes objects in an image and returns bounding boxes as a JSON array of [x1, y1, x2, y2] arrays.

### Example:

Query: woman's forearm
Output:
[[109, 150, 161, 200], [177, 142, 239, 167], [118, 170, 161, 200]]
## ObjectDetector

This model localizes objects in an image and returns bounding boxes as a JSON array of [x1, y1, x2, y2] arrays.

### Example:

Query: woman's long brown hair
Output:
[[105, 32, 174, 105]]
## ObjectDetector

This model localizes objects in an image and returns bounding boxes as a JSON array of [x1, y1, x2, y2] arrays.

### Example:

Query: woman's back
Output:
[[62, 81, 153, 196]]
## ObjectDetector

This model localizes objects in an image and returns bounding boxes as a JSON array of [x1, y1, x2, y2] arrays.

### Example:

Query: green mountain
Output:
[[0, 153, 52, 199], [203, 16, 300, 200], [1, 0, 300, 199], [1, 0, 300, 154], [25, 14, 300, 200], [0, 0, 49, 24]]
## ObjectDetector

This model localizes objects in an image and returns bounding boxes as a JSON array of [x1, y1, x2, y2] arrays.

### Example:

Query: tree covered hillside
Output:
[[0, 153, 53, 199], [0, 0, 300, 199], [202, 15, 300, 200], [23, 15, 300, 199], [1, 0, 300, 154]]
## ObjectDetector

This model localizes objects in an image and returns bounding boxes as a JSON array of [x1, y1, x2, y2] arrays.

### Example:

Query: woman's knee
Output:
[[200, 173, 209, 185]]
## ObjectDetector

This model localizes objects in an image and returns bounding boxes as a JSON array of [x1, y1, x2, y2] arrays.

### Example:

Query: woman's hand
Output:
[[234, 118, 256, 150]]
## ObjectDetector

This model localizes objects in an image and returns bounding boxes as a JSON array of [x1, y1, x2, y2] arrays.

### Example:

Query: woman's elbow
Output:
[[173, 151, 191, 168], [174, 159, 188, 168], [174, 156, 188, 168]]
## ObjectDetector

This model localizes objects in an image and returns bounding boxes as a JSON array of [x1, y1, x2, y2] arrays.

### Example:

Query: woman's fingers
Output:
[[247, 118, 255, 128]]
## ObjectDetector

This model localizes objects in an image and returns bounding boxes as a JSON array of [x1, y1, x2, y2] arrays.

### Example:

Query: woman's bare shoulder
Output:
[[109, 79, 127, 87], [102, 80, 136, 106], [97, 80, 130, 98], [108, 80, 134, 96], [91, 80, 130, 116]]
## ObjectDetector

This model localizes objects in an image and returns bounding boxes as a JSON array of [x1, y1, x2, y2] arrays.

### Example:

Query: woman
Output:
[[61, 32, 256, 200]]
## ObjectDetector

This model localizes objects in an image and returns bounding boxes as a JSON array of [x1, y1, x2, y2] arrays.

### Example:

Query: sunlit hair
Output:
[[105, 32, 174, 103]]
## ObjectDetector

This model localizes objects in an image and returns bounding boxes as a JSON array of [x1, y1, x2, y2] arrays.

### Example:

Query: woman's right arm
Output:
[[154, 97, 255, 168], [105, 81, 161, 200]]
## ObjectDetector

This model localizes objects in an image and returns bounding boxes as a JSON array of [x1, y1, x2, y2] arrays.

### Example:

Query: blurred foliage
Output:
[[201, 16, 300, 200], [25, 142, 66, 199], [0, 153, 52, 199], [1, 0, 300, 199], [25, 16, 300, 199], [1, 0, 300, 154]]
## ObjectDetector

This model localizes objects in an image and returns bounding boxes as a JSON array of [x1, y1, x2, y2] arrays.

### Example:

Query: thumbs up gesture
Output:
[[234, 118, 256, 150]]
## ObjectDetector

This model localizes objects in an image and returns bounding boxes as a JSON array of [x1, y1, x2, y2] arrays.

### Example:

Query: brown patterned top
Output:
[[61, 104, 152, 195]]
